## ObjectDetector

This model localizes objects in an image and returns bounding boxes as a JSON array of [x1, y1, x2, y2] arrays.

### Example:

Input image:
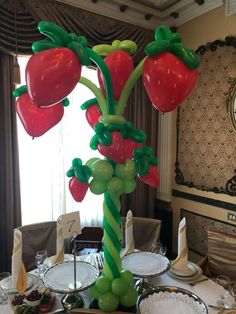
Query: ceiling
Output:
[[57, 0, 236, 30]]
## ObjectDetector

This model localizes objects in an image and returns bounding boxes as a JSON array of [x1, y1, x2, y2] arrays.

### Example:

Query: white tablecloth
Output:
[[1, 267, 230, 313], [152, 273, 228, 314]]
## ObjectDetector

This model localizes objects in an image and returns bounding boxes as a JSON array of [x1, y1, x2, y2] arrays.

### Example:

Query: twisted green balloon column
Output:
[[103, 192, 122, 280]]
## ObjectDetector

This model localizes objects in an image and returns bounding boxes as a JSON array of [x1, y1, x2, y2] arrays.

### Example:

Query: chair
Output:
[[73, 226, 103, 255], [198, 229, 236, 281], [121, 217, 162, 251], [17, 221, 71, 271]]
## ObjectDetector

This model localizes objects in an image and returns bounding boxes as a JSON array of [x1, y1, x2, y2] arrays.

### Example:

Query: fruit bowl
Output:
[[25, 289, 43, 306], [11, 288, 57, 313]]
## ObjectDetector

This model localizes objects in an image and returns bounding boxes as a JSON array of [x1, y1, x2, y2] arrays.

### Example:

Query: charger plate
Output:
[[122, 251, 170, 277], [44, 254, 80, 266], [137, 286, 208, 314], [168, 262, 202, 282], [170, 261, 198, 277], [8, 273, 39, 294], [43, 260, 99, 294]]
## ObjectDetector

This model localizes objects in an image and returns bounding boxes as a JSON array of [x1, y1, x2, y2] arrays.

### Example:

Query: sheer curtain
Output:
[[17, 57, 103, 227]]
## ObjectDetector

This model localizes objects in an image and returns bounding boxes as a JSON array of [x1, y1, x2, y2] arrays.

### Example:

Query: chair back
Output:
[[17, 221, 57, 271], [207, 229, 236, 281], [121, 217, 161, 251]]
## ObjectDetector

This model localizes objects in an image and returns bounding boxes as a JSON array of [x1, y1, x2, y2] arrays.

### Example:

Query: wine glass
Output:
[[0, 272, 11, 304], [216, 275, 231, 308]]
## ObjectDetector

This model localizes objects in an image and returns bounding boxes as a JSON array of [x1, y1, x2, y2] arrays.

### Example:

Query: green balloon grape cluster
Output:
[[86, 158, 137, 196], [90, 270, 138, 312]]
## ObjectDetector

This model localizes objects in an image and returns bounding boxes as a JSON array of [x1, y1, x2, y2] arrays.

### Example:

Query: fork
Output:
[[95, 253, 104, 270], [188, 277, 209, 286]]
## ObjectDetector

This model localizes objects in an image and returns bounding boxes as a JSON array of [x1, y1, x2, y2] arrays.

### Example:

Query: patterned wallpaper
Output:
[[176, 44, 236, 195]]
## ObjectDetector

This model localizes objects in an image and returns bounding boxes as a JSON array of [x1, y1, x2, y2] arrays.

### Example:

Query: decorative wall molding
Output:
[[172, 190, 236, 211], [57, 0, 223, 30], [175, 36, 236, 196]]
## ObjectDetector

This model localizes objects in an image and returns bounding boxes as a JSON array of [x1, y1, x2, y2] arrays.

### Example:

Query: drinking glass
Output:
[[216, 275, 231, 308], [0, 272, 11, 305], [150, 241, 167, 256], [230, 282, 236, 307], [35, 250, 48, 278]]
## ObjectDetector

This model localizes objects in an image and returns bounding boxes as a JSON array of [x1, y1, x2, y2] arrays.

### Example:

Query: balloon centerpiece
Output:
[[14, 21, 199, 312]]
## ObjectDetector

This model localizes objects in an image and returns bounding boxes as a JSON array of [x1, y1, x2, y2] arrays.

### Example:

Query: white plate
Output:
[[43, 261, 99, 293], [170, 261, 198, 277], [8, 273, 40, 294], [168, 263, 202, 282], [138, 286, 208, 314], [122, 251, 170, 277]]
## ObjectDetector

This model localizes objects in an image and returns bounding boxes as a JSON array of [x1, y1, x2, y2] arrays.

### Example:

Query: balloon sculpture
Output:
[[14, 21, 199, 311]]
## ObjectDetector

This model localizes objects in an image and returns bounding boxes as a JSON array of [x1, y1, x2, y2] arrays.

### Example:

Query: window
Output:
[[17, 57, 103, 226]]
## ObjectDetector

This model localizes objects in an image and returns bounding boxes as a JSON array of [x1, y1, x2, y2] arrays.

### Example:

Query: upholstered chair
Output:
[[121, 217, 162, 251]]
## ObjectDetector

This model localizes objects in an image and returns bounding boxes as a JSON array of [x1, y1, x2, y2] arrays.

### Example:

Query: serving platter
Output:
[[122, 251, 170, 277], [137, 286, 208, 314], [43, 260, 99, 294]]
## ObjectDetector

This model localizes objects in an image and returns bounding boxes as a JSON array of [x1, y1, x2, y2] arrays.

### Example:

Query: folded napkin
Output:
[[122, 210, 135, 256], [12, 229, 27, 294], [54, 217, 64, 264], [171, 217, 190, 274]]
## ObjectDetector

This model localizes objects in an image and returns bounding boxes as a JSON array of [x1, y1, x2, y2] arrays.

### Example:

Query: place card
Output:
[[59, 211, 81, 239]]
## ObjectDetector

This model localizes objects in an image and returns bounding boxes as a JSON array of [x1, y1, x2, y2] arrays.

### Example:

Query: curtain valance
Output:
[[0, 0, 153, 62]]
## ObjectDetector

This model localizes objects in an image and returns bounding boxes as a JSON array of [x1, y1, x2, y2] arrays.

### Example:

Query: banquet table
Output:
[[1, 260, 233, 313]]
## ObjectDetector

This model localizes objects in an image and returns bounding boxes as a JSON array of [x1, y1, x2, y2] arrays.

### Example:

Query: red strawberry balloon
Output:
[[98, 132, 126, 164], [26, 48, 81, 107], [143, 25, 199, 113], [86, 103, 102, 128], [143, 52, 198, 112], [139, 165, 160, 188], [69, 177, 89, 202], [124, 139, 141, 160], [16, 93, 64, 137], [98, 50, 134, 100]]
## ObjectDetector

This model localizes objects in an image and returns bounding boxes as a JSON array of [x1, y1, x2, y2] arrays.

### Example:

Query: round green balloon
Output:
[[115, 159, 136, 180], [98, 292, 119, 312], [123, 179, 136, 194], [86, 158, 100, 170], [90, 179, 107, 195], [111, 277, 129, 296], [107, 177, 124, 194], [90, 285, 101, 300], [120, 270, 133, 285], [91, 160, 114, 182], [95, 276, 111, 294], [119, 286, 138, 308]]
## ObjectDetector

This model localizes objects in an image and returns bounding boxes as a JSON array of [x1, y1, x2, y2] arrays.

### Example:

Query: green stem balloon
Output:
[[87, 48, 115, 115], [103, 192, 122, 280], [116, 57, 147, 115], [79, 77, 107, 115]]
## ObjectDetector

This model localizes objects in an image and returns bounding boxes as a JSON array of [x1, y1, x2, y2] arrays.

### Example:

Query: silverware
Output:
[[208, 304, 236, 310], [188, 277, 209, 286]]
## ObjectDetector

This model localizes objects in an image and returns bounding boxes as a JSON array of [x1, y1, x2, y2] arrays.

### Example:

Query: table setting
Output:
[[2, 213, 236, 314]]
